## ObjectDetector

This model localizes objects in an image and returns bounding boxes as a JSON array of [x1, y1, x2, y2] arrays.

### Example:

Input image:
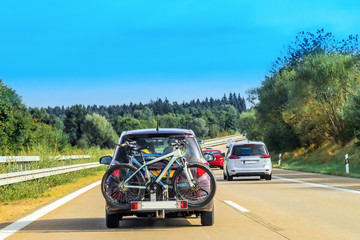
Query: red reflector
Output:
[[266, 169, 269, 171], [261, 154, 270, 158], [131, 202, 138, 210], [180, 201, 188, 209], [229, 155, 238, 159], [231, 170, 236, 172], [198, 168, 206, 176]]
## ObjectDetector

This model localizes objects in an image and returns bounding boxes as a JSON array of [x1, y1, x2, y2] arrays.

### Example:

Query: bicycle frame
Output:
[[121, 149, 195, 189]]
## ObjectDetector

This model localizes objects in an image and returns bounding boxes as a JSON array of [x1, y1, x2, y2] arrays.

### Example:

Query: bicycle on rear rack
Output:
[[101, 140, 216, 210]]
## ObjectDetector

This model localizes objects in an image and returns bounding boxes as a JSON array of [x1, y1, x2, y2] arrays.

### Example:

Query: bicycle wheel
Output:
[[172, 162, 216, 207], [101, 164, 145, 209]]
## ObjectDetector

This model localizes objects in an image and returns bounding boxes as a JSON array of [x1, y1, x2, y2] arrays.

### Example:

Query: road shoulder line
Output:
[[273, 176, 360, 194]]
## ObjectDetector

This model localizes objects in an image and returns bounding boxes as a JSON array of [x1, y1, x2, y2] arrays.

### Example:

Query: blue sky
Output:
[[1, 0, 360, 107]]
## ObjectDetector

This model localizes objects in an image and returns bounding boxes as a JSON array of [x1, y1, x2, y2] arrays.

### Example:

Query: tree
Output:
[[113, 116, 142, 135], [208, 124, 220, 138], [187, 118, 209, 137], [63, 105, 88, 146], [80, 113, 118, 149], [282, 53, 359, 144], [0, 80, 33, 154]]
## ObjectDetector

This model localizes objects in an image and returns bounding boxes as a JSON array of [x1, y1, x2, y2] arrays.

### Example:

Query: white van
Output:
[[223, 141, 272, 181]]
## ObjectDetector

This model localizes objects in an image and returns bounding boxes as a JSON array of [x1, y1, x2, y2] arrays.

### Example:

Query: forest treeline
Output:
[[238, 29, 360, 153], [0, 81, 246, 155], [3, 29, 358, 156]]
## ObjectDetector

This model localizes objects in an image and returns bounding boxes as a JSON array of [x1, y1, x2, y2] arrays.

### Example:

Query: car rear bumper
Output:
[[227, 167, 272, 177], [106, 199, 214, 215]]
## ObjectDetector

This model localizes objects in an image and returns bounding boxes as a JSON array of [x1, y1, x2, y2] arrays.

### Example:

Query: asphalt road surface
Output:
[[1, 167, 360, 240]]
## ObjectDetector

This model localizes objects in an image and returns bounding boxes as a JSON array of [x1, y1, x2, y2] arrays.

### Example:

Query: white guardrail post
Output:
[[278, 153, 281, 166], [345, 154, 349, 174]]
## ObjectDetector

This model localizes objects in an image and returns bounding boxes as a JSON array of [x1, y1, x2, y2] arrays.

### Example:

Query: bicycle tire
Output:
[[172, 162, 216, 208], [101, 164, 145, 209]]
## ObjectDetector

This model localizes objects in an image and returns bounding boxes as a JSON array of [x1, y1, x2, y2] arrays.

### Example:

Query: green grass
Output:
[[0, 166, 107, 203], [272, 139, 360, 178], [0, 147, 111, 203]]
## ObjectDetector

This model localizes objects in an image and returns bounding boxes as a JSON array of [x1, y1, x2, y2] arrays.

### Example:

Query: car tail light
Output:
[[131, 202, 138, 210], [229, 155, 238, 159], [260, 154, 270, 158], [180, 201, 188, 209]]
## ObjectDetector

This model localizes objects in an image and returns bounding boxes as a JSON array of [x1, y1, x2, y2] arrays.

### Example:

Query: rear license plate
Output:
[[243, 160, 258, 164]]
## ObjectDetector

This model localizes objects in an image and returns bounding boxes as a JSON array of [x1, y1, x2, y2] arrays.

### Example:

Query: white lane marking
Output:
[[0, 180, 101, 240], [273, 176, 360, 194], [224, 200, 250, 212]]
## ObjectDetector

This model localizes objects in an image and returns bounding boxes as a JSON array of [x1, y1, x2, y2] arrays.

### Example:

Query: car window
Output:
[[203, 150, 221, 155], [114, 135, 201, 163], [231, 144, 267, 156]]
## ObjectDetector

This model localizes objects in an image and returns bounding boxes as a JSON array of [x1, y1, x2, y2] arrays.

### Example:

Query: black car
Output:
[[99, 128, 215, 228]]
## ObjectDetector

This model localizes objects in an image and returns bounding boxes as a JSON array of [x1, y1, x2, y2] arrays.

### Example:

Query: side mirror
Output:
[[99, 156, 112, 165], [203, 153, 215, 162], [221, 153, 225, 157]]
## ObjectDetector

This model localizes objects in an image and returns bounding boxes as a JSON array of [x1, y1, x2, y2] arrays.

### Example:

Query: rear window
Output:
[[114, 135, 201, 163], [231, 144, 267, 156], [203, 150, 221, 155]]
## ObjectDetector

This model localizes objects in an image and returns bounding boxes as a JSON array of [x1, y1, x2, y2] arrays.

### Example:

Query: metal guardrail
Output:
[[201, 135, 244, 148], [0, 155, 91, 172], [0, 155, 90, 163], [202, 134, 240, 143], [0, 162, 101, 186], [0, 156, 41, 163]]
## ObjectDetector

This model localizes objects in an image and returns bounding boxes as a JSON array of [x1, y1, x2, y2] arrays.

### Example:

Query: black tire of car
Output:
[[226, 169, 233, 181], [172, 162, 216, 208], [106, 211, 120, 228], [260, 175, 265, 180], [101, 164, 146, 209], [223, 172, 227, 180], [201, 208, 214, 226], [265, 173, 272, 180]]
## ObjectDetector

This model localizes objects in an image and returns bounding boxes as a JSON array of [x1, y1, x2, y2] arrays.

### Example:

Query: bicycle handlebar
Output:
[[118, 141, 137, 148]]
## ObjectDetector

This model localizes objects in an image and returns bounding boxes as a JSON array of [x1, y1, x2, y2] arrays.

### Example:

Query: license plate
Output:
[[243, 160, 258, 164], [142, 170, 175, 178]]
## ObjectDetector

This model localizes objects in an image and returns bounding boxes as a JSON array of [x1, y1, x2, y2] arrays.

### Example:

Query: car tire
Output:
[[260, 175, 265, 180], [227, 173, 233, 181], [201, 209, 214, 226], [265, 174, 272, 180], [223, 172, 227, 180], [106, 211, 120, 228], [219, 166, 223, 170]]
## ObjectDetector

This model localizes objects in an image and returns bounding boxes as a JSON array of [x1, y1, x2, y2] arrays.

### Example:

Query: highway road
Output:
[[1, 167, 360, 240]]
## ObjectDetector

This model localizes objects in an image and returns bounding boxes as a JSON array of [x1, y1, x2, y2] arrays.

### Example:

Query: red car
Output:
[[202, 149, 225, 169]]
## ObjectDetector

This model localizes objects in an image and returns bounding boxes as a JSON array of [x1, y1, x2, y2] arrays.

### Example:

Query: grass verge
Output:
[[272, 139, 360, 178], [0, 168, 106, 224]]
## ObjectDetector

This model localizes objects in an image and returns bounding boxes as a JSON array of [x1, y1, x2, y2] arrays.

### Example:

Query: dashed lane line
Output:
[[224, 200, 250, 212]]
